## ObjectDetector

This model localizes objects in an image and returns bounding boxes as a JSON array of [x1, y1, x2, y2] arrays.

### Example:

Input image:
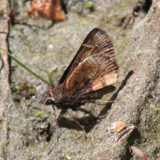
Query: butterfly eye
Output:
[[45, 97, 55, 105]]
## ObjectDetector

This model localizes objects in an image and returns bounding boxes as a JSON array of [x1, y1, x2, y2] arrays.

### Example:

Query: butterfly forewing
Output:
[[61, 28, 119, 98], [58, 28, 115, 84]]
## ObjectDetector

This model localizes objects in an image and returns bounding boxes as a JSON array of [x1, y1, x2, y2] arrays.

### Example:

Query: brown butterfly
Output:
[[44, 28, 119, 112]]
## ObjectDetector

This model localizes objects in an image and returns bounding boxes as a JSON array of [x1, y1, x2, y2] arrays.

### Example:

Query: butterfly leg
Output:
[[94, 98, 118, 105], [52, 105, 66, 127], [82, 98, 118, 105], [78, 108, 95, 117]]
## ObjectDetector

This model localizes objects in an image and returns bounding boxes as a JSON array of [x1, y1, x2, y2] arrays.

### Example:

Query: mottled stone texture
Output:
[[1, 0, 160, 159]]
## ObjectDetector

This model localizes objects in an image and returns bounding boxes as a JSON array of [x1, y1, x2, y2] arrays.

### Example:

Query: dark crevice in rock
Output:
[[133, 0, 152, 14]]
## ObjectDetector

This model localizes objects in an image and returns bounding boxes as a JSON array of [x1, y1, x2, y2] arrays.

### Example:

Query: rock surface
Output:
[[0, 0, 159, 159]]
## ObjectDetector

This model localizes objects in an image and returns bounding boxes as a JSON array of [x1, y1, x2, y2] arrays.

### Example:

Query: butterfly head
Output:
[[44, 89, 55, 105]]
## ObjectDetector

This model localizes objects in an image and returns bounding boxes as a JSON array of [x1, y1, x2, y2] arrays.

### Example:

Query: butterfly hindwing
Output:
[[64, 53, 119, 97]]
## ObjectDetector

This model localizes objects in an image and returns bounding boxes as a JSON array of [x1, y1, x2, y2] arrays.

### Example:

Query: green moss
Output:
[[85, 1, 93, 9], [26, 102, 32, 107], [36, 111, 41, 117], [6, 139, 10, 145], [6, 125, 10, 131], [47, 110, 52, 114], [28, 88, 35, 95]]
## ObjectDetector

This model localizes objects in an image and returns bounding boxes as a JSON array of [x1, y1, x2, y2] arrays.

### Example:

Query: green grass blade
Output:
[[47, 69, 55, 86], [1, 48, 51, 86]]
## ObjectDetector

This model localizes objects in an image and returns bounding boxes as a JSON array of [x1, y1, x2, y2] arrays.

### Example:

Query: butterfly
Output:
[[44, 28, 119, 113]]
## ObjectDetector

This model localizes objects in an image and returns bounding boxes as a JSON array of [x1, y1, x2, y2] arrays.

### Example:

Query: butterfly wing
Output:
[[58, 28, 114, 84], [61, 28, 119, 98], [64, 54, 119, 97]]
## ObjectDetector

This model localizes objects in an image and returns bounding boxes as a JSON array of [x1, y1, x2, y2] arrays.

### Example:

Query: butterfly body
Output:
[[45, 85, 84, 110], [44, 28, 119, 111]]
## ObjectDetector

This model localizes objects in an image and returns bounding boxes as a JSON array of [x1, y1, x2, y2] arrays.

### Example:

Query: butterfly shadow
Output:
[[57, 70, 134, 133]]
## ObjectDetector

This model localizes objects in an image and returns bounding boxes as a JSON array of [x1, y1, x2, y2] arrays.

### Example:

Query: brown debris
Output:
[[27, 0, 66, 21], [106, 121, 127, 133]]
